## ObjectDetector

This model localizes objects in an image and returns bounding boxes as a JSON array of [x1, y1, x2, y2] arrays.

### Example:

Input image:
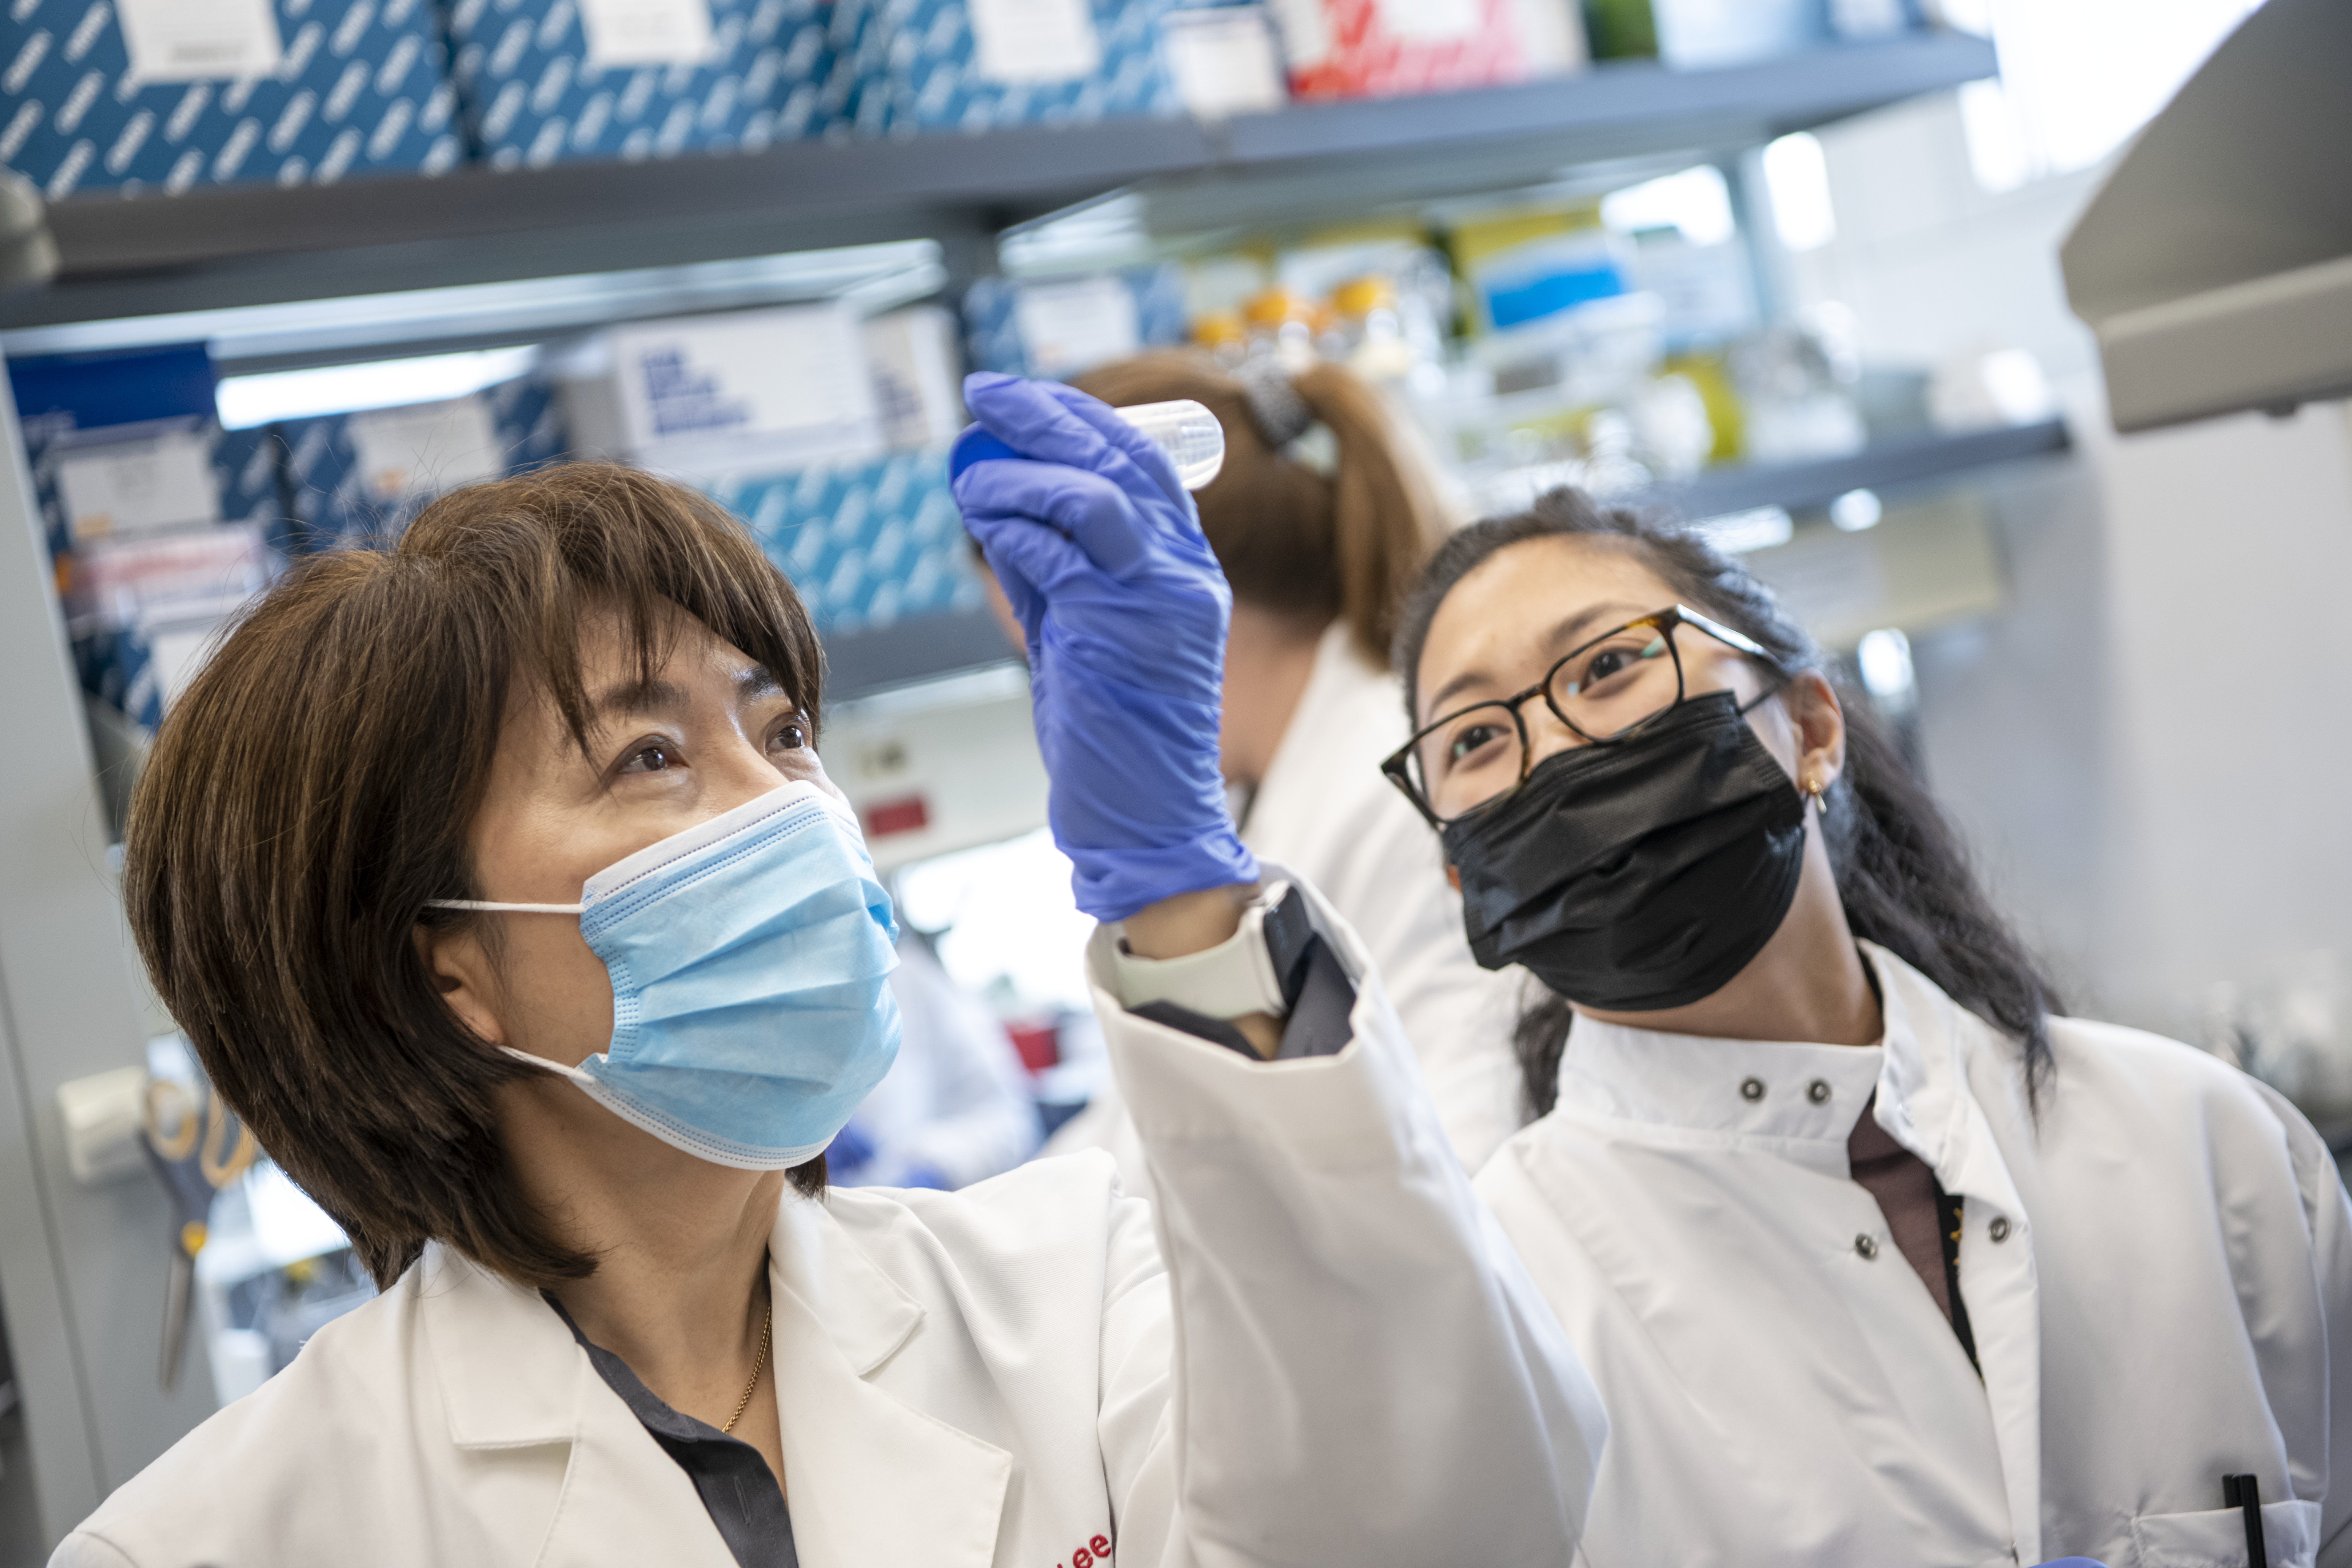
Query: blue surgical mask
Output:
[[431, 782, 901, 1170]]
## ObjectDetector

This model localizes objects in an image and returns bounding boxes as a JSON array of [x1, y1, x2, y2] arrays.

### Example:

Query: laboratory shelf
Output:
[[823, 609, 1020, 704], [827, 420, 2071, 703], [0, 30, 1998, 336], [1633, 417, 2073, 520]]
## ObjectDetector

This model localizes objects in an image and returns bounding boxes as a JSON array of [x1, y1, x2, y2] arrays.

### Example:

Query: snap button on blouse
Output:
[[1740, 1077, 1766, 1102], [1854, 1234, 1879, 1260], [1806, 1080, 1831, 1104], [1988, 1216, 2012, 1243]]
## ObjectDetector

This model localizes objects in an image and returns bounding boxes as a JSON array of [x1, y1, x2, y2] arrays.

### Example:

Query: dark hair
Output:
[[1393, 487, 2061, 1120], [1072, 350, 1447, 668], [122, 462, 828, 1291]]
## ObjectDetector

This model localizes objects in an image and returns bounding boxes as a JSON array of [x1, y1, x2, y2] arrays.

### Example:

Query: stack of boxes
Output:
[[443, 0, 837, 168], [874, 0, 1184, 136], [961, 265, 1189, 378], [555, 299, 983, 635], [281, 374, 570, 549], [0, 0, 462, 199], [0, 0, 1691, 195], [718, 450, 979, 634], [9, 347, 284, 732]]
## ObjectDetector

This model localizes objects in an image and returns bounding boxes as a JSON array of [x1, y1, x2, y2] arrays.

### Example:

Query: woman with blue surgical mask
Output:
[[68, 456, 1603, 1566], [1382, 489, 2352, 1567]]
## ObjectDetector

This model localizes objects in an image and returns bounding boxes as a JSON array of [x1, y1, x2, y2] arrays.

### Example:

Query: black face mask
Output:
[[1440, 690, 1808, 1013]]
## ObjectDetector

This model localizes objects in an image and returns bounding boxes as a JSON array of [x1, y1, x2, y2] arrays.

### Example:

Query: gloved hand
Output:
[[952, 371, 1258, 922]]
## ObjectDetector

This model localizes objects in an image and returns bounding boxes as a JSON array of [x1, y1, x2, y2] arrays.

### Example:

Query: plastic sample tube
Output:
[[1113, 399, 1226, 490], [949, 396, 1228, 490]]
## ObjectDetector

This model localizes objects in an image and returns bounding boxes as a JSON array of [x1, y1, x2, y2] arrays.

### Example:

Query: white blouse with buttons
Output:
[[1473, 941, 2352, 1568]]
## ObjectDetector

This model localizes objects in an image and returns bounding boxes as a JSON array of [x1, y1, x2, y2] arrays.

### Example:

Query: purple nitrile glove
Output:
[[952, 372, 1258, 922]]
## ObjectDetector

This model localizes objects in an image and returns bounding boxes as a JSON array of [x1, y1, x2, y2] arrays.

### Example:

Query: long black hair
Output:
[[1393, 487, 2060, 1120]]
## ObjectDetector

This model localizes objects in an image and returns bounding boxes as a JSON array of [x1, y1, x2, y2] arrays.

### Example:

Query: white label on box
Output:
[[863, 308, 967, 451], [1014, 277, 1140, 379], [1161, 9, 1288, 118], [1374, 0, 1479, 43], [347, 397, 504, 503], [970, 0, 1102, 85], [579, 0, 718, 67], [117, 0, 285, 83], [1508, 0, 1588, 71], [613, 304, 881, 462], [55, 430, 221, 542], [1262, 0, 1331, 69]]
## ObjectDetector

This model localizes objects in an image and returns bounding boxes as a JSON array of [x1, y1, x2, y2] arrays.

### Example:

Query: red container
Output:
[[1006, 1020, 1061, 1074], [1272, 0, 1552, 100]]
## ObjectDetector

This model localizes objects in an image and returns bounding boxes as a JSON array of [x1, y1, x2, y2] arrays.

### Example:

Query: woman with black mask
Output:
[[1385, 487, 2352, 1567]]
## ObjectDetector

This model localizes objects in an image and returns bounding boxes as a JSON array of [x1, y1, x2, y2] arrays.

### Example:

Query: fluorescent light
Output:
[[1830, 488, 1883, 532], [1857, 627, 1916, 700], [215, 346, 539, 428]]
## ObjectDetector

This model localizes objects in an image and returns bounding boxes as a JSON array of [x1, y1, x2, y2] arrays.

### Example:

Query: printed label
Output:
[[347, 397, 504, 503], [969, 0, 1102, 85], [55, 429, 220, 542], [117, 0, 286, 83], [579, 0, 718, 67], [1013, 277, 1139, 379]]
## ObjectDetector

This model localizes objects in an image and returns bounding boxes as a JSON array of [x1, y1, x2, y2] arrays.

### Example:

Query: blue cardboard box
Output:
[[8, 345, 294, 728], [819, 0, 893, 138], [718, 449, 982, 634], [878, 0, 1180, 134], [0, 0, 461, 199], [283, 376, 570, 550], [447, 0, 834, 168], [960, 264, 1187, 379]]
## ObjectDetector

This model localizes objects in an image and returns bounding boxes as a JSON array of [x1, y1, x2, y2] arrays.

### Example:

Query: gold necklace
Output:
[[720, 1302, 772, 1435]]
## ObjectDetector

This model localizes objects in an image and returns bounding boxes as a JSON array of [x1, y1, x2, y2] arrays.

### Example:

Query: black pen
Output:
[[2222, 1474, 2269, 1568]]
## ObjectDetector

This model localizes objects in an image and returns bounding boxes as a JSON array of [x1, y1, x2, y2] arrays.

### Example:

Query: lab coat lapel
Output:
[[417, 1245, 737, 1568], [1868, 946, 2045, 1565], [536, 1356, 743, 1568], [769, 1194, 1012, 1568]]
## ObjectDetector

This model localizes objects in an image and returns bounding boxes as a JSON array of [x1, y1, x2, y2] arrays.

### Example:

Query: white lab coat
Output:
[[55, 880, 1604, 1568], [1474, 939, 2352, 1568], [1047, 623, 1525, 1186]]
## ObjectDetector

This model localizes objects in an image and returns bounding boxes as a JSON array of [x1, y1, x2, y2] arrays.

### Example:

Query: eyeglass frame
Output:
[[1381, 603, 1784, 828]]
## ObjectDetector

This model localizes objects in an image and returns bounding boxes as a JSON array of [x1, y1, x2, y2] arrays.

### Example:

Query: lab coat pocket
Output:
[[2129, 1499, 2320, 1568]]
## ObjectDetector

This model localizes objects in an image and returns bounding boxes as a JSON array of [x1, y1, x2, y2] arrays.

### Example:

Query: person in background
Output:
[[1385, 487, 2352, 1566], [827, 933, 1041, 1190], [985, 349, 1525, 1182], [63, 457, 1603, 1568]]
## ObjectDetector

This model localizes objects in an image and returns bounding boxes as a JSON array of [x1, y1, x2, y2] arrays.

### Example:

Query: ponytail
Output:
[[1071, 351, 1447, 669], [1287, 361, 1450, 666]]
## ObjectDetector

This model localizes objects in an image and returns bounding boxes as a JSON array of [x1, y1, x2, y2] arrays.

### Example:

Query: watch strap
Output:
[[1113, 882, 1302, 1020]]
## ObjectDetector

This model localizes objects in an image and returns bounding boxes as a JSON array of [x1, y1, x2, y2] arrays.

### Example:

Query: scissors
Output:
[[141, 1077, 258, 1393]]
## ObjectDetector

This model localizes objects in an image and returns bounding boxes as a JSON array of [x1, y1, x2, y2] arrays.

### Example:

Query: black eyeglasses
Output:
[[1383, 604, 1776, 827]]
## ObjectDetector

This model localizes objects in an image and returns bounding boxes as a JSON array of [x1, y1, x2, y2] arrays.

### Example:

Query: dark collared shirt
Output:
[[545, 1296, 798, 1568]]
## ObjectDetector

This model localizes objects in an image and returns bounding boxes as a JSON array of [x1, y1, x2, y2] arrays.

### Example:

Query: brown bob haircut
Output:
[[122, 462, 828, 1291], [1071, 351, 1449, 669]]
